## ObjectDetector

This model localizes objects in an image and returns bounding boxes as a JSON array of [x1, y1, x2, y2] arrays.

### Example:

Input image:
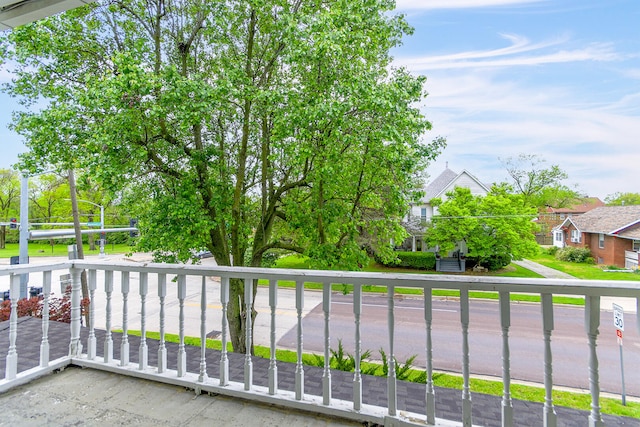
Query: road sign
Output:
[[87, 222, 102, 227], [613, 303, 624, 331], [616, 329, 623, 339]]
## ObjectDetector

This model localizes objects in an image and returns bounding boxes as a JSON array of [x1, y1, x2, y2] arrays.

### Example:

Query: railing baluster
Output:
[[424, 288, 435, 425], [541, 293, 556, 427], [387, 285, 397, 416], [120, 271, 130, 366], [139, 272, 148, 370], [40, 271, 51, 367], [199, 276, 208, 382], [87, 270, 97, 360], [220, 276, 229, 386], [157, 274, 167, 373], [353, 283, 362, 411], [500, 291, 513, 427], [5, 274, 19, 380], [585, 295, 604, 427], [177, 274, 187, 377], [104, 270, 113, 363], [69, 267, 83, 357], [322, 281, 332, 405], [461, 287, 472, 427], [295, 280, 304, 400], [269, 279, 278, 395], [244, 278, 253, 390]]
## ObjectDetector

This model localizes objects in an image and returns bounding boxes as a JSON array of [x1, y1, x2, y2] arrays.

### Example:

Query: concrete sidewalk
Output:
[[514, 259, 638, 313]]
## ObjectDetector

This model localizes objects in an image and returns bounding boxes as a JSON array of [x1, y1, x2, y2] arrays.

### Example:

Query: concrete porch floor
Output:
[[0, 366, 361, 427]]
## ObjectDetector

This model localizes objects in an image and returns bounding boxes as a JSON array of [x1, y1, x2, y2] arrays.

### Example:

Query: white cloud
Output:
[[395, 34, 620, 72], [396, 0, 547, 11], [419, 70, 639, 198]]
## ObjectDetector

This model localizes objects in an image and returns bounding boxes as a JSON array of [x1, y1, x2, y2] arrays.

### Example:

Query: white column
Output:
[[387, 285, 397, 416], [177, 275, 187, 377], [157, 274, 167, 373], [87, 270, 96, 360], [5, 274, 20, 380], [424, 288, 435, 425], [199, 276, 208, 383], [585, 296, 604, 427], [244, 278, 253, 390], [353, 284, 362, 411], [295, 280, 304, 400], [104, 270, 113, 363], [68, 267, 83, 357], [541, 293, 556, 427], [219, 277, 229, 386], [39, 271, 51, 367], [500, 291, 513, 427], [120, 271, 130, 366], [269, 279, 278, 395], [323, 281, 332, 405], [138, 272, 148, 370], [460, 288, 472, 427]]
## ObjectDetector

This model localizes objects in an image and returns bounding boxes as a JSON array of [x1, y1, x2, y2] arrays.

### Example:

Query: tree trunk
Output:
[[0, 225, 5, 249], [226, 277, 257, 354], [68, 170, 89, 325]]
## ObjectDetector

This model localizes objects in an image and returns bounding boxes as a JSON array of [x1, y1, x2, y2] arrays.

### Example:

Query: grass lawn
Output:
[[124, 330, 639, 419], [529, 252, 640, 281], [0, 242, 134, 259], [269, 254, 584, 305]]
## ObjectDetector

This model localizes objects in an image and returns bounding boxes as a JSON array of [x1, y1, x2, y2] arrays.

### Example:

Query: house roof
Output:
[[422, 168, 489, 202], [545, 197, 604, 214], [562, 205, 640, 236]]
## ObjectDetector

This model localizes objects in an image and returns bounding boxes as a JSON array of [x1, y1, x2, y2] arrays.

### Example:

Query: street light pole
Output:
[[18, 172, 29, 299]]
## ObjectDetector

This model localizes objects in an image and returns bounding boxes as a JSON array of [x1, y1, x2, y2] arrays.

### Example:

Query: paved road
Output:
[[278, 293, 640, 397]]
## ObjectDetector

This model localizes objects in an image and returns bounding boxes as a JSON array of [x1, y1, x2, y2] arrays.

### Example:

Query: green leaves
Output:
[[428, 186, 539, 270]]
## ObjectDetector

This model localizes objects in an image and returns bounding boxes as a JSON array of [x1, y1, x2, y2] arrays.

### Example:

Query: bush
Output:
[[546, 246, 559, 256], [379, 251, 436, 270], [474, 253, 512, 271], [555, 246, 593, 263]]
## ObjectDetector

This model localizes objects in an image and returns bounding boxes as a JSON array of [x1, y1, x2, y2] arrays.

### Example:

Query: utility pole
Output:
[[68, 169, 89, 324]]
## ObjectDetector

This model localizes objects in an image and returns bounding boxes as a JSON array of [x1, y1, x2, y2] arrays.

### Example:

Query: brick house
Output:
[[538, 197, 604, 245], [554, 205, 640, 269]]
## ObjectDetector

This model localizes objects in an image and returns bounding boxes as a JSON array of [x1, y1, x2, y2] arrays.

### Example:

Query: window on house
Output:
[[560, 214, 565, 219], [571, 230, 581, 243], [634, 241, 640, 252], [420, 208, 427, 222], [555, 231, 563, 242], [598, 233, 604, 249]]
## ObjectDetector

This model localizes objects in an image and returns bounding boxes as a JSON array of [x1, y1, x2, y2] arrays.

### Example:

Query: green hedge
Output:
[[381, 251, 436, 270]]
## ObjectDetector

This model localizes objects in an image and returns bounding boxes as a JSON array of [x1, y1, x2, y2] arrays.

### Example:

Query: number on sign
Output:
[[613, 304, 624, 331]]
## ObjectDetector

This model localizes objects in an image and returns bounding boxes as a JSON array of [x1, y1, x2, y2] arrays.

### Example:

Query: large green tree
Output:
[[605, 192, 640, 206], [426, 186, 539, 270], [1, 1, 442, 351], [501, 154, 580, 209]]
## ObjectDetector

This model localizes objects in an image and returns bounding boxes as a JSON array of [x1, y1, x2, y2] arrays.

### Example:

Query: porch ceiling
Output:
[[0, 0, 95, 31]]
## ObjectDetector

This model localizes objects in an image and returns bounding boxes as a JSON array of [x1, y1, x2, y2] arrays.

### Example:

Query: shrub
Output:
[[379, 251, 436, 270], [546, 246, 559, 256], [0, 290, 90, 323], [555, 246, 593, 263]]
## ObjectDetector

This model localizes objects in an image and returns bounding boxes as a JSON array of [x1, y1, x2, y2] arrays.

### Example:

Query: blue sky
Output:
[[392, 0, 640, 200], [1, 0, 639, 200]]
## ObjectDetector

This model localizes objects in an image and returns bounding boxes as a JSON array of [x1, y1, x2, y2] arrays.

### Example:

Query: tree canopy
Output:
[[426, 186, 539, 270], [500, 154, 580, 209], [1, 1, 443, 351], [605, 192, 640, 206]]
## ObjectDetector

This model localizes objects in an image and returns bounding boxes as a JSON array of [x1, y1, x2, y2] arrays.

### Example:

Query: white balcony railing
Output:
[[1, 260, 639, 427]]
